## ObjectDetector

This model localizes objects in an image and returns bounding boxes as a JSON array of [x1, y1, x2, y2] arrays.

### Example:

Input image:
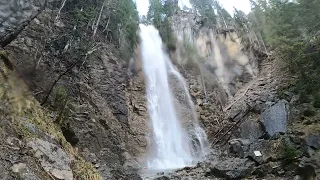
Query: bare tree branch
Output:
[[92, 3, 105, 37], [41, 61, 79, 106], [102, 16, 110, 33], [55, 0, 67, 21]]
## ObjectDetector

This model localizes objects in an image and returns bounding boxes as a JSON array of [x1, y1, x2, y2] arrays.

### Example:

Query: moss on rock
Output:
[[0, 62, 102, 179]]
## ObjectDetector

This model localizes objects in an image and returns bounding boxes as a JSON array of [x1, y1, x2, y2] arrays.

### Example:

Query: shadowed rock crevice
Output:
[[61, 125, 79, 146]]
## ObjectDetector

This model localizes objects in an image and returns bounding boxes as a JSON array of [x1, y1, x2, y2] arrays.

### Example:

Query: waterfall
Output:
[[139, 24, 208, 170]]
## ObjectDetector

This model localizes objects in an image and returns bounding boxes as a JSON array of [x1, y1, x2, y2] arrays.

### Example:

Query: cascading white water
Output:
[[139, 24, 208, 170]]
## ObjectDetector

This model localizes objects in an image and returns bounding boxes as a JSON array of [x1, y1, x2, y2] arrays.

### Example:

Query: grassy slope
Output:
[[0, 58, 102, 180]]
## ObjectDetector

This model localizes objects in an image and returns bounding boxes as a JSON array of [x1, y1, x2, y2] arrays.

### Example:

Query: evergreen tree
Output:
[[62, 0, 139, 60], [247, 0, 320, 102], [190, 0, 217, 26], [147, 0, 163, 28], [146, 0, 177, 50]]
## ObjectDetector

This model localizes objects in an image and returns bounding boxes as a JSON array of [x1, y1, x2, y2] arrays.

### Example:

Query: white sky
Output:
[[135, 0, 251, 16]]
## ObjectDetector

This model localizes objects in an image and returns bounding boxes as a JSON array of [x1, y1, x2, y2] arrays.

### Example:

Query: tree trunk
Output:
[[92, 3, 105, 38], [55, 0, 67, 21], [41, 61, 79, 106]]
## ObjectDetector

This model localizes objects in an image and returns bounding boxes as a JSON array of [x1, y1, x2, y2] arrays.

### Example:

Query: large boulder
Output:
[[260, 100, 288, 137], [27, 138, 73, 180], [229, 139, 251, 157], [206, 158, 255, 179], [110, 168, 143, 180], [11, 163, 38, 180], [296, 156, 318, 180], [240, 120, 264, 140], [306, 135, 320, 150], [228, 138, 284, 165]]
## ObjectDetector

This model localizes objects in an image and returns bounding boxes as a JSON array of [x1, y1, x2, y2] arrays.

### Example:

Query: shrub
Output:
[[282, 138, 301, 162], [280, 38, 320, 103], [53, 85, 73, 126]]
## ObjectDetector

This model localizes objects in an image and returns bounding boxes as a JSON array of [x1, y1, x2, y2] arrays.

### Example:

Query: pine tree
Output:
[[247, 0, 320, 102], [190, 0, 217, 26], [147, 0, 163, 28]]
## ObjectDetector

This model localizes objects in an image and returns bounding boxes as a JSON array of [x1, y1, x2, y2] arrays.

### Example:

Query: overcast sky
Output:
[[135, 0, 251, 16]]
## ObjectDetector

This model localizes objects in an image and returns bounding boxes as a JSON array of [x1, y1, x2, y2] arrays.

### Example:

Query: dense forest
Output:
[[239, 0, 320, 106]]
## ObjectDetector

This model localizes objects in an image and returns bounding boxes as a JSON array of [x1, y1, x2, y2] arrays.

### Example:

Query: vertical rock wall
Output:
[[4, 6, 149, 173], [170, 10, 259, 101]]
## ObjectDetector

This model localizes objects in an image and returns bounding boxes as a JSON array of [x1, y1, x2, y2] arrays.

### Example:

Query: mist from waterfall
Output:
[[139, 24, 208, 170]]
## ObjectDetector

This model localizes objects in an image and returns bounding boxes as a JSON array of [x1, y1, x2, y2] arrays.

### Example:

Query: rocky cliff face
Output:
[[145, 10, 319, 180], [1, 3, 319, 180], [1, 4, 147, 179], [3, 6, 262, 177], [0, 0, 37, 38], [170, 10, 259, 98], [166, 10, 264, 140]]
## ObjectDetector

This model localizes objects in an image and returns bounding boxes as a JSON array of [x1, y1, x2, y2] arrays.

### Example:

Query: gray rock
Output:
[[111, 168, 143, 180], [229, 139, 251, 157], [154, 176, 170, 180], [306, 135, 320, 149], [260, 101, 288, 137], [207, 158, 255, 179], [97, 164, 113, 180], [81, 148, 97, 163], [27, 138, 73, 180], [270, 132, 281, 140], [299, 151, 320, 179], [294, 175, 302, 180], [122, 152, 141, 171], [6, 137, 22, 150], [0, 0, 36, 36], [228, 139, 280, 165], [21, 121, 54, 143], [246, 140, 271, 164], [240, 120, 264, 140], [296, 164, 316, 180], [11, 163, 38, 180]]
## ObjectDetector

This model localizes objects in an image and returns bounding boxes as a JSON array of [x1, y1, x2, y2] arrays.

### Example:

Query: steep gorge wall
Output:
[[167, 10, 264, 139], [170, 10, 260, 95], [126, 10, 266, 154], [3, 4, 149, 175], [2, 4, 268, 177]]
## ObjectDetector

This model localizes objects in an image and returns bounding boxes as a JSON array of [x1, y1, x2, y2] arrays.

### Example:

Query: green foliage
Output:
[[57, 0, 139, 61], [281, 39, 320, 101], [146, 0, 178, 50], [189, 0, 235, 27], [71, 7, 97, 29], [190, 0, 217, 26], [159, 18, 176, 50], [147, 0, 164, 27], [53, 85, 73, 126], [180, 37, 203, 72], [112, 0, 139, 59], [213, 0, 233, 27], [183, 39, 198, 60], [54, 86, 68, 105], [282, 137, 301, 162], [244, 0, 320, 103]]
